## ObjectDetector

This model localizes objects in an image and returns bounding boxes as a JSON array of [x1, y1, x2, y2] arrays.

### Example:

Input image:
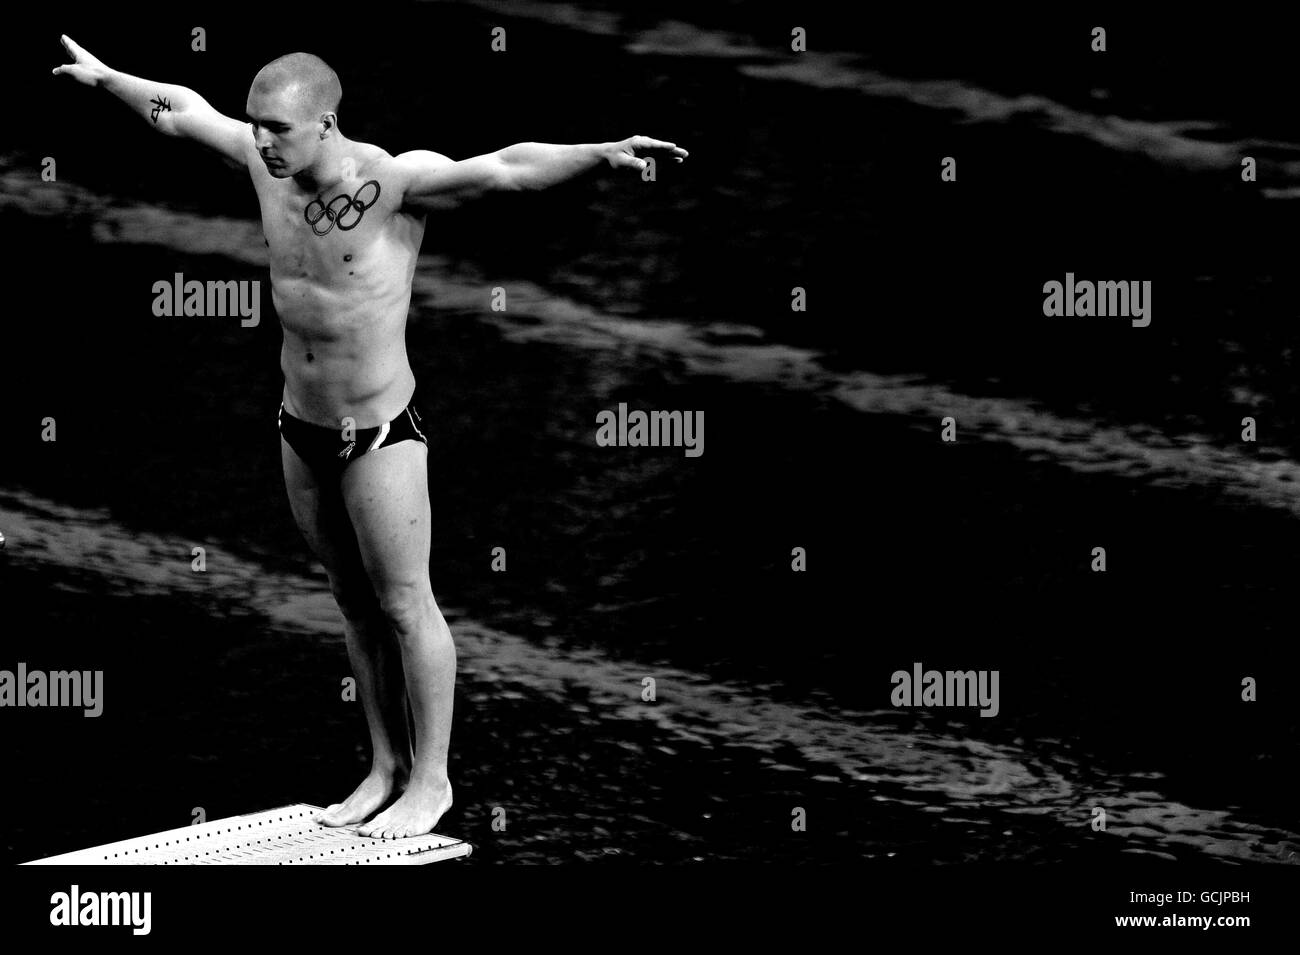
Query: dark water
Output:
[[2, 5, 1298, 864]]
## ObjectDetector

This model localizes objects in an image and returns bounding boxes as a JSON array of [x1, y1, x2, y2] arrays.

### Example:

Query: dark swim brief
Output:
[[278, 393, 428, 480]]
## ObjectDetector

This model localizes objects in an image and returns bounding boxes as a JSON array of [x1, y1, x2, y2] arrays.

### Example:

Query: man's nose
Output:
[[255, 130, 274, 151]]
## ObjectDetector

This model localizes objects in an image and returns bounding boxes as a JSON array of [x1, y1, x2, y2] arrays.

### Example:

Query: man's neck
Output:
[[292, 139, 353, 195]]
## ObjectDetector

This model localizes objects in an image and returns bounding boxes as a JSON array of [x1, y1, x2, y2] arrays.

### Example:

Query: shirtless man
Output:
[[53, 35, 687, 839]]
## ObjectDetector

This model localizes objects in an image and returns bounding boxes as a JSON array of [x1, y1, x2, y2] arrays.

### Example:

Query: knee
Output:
[[377, 583, 437, 639]]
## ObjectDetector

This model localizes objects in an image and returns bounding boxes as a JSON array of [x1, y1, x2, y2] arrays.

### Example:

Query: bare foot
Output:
[[313, 767, 408, 827], [357, 779, 453, 839]]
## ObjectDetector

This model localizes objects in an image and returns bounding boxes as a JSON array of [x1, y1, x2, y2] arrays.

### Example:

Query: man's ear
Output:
[[319, 111, 338, 138]]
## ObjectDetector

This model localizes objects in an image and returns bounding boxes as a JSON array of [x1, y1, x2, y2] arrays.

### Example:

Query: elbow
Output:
[[495, 161, 526, 192], [159, 90, 202, 136]]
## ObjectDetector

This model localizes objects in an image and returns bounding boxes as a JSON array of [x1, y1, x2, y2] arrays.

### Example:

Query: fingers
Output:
[[636, 136, 675, 151], [54, 35, 100, 81], [628, 135, 690, 161], [54, 34, 79, 74], [613, 135, 691, 170], [60, 34, 92, 64]]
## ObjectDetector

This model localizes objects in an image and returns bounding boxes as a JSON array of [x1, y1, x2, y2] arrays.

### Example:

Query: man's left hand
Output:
[[602, 135, 689, 171]]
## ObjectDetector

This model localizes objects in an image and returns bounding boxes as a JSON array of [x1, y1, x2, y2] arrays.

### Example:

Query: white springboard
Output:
[[21, 804, 472, 865]]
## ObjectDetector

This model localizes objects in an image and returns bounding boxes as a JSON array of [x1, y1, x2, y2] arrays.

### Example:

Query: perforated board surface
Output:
[[21, 804, 472, 865]]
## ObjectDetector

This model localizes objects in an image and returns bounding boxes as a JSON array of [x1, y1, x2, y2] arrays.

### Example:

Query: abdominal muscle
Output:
[[275, 275, 417, 429]]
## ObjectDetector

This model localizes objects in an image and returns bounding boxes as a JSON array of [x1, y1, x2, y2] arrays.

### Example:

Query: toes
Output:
[[315, 802, 347, 823]]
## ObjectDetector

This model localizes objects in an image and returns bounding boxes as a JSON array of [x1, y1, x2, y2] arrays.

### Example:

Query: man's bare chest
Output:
[[258, 177, 393, 271]]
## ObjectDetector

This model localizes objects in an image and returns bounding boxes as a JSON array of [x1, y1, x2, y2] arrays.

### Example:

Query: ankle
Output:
[[371, 760, 412, 782], [409, 769, 450, 791]]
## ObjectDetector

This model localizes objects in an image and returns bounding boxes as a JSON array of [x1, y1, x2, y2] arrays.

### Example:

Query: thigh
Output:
[[340, 440, 432, 598], [281, 437, 373, 598]]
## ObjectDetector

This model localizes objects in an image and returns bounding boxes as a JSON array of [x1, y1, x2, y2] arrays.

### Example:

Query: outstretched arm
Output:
[[396, 136, 688, 212], [52, 34, 250, 166]]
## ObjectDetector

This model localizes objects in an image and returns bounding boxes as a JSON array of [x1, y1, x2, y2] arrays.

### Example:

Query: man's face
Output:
[[245, 86, 322, 178]]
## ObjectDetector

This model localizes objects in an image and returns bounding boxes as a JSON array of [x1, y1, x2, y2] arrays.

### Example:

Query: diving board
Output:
[[22, 804, 473, 865]]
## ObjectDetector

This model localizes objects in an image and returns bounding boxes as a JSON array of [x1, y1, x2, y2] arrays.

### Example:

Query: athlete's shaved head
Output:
[[246, 53, 347, 180], [251, 52, 342, 122]]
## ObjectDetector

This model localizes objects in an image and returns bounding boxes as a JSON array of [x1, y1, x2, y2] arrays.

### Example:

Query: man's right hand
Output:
[[51, 34, 111, 87], [49, 37, 250, 166]]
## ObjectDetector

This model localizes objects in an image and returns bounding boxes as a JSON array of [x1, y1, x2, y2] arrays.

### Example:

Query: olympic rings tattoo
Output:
[[304, 179, 382, 237]]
